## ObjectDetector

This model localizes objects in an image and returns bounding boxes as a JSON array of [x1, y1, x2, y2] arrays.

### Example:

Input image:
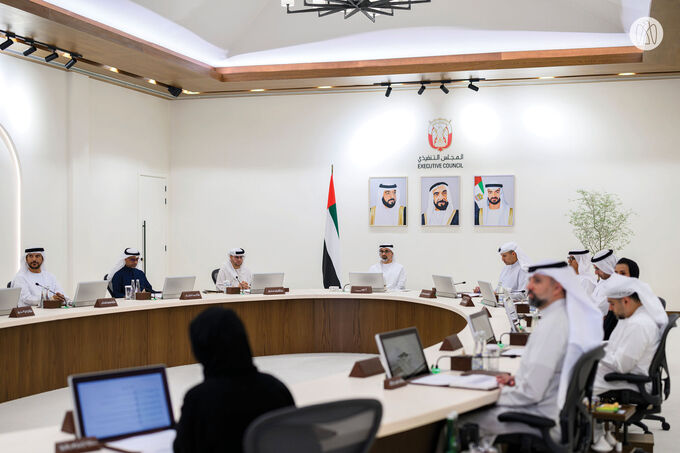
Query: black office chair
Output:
[[601, 313, 678, 434], [103, 274, 114, 297], [243, 399, 383, 453], [211, 268, 219, 285], [495, 345, 606, 453]]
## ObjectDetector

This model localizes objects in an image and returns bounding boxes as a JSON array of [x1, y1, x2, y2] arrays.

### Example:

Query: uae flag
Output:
[[323, 172, 341, 288], [474, 176, 485, 207]]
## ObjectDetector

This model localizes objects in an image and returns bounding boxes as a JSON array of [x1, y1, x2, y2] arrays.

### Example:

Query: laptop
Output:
[[161, 276, 196, 299], [73, 281, 109, 307], [0, 287, 21, 315], [375, 327, 430, 380], [432, 275, 458, 298], [250, 273, 285, 294], [468, 309, 497, 344], [477, 280, 498, 307], [348, 272, 386, 292], [68, 365, 175, 443], [504, 298, 521, 333]]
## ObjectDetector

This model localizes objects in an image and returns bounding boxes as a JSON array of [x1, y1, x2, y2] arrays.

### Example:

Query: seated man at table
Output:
[[369, 244, 406, 291], [460, 260, 602, 441], [473, 242, 530, 294], [216, 248, 252, 292], [174, 307, 295, 453], [107, 248, 155, 298], [11, 247, 66, 307]]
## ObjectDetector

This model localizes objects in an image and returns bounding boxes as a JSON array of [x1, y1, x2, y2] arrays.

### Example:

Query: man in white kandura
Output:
[[421, 181, 459, 226], [496, 242, 531, 293], [461, 260, 603, 441], [590, 249, 618, 316], [567, 249, 597, 295], [590, 274, 667, 451], [477, 183, 513, 226], [216, 248, 253, 292], [11, 247, 66, 307], [369, 182, 406, 226], [369, 244, 406, 291]]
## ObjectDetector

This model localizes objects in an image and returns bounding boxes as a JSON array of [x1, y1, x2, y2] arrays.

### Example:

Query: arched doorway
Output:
[[0, 123, 21, 281]]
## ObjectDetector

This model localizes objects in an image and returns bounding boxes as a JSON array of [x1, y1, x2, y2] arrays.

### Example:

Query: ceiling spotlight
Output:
[[44, 49, 59, 62], [440, 83, 450, 94], [167, 86, 182, 97], [22, 43, 37, 56], [417, 83, 426, 95], [385, 84, 392, 97], [0, 33, 14, 51], [467, 82, 479, 92], [65, 57, 77, 69]]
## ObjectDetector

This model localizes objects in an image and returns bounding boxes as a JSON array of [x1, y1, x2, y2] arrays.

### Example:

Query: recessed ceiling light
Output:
[[250, 89, 265, 92], [61, 52, 71, 58], [618, 72, 635, 76], [317, 86, 332, 89], [392, 83, 405, 86], [148, 79, 156, 84], [109, 66, 119, 73], [538, 76, 555, 79], [182, 89, 200, 95]]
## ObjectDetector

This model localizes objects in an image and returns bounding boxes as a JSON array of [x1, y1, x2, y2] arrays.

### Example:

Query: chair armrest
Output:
[[498, 411, 556, 429], [604, 372, 651, 384]]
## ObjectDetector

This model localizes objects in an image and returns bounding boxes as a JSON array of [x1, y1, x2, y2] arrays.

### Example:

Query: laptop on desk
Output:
[[477, 281, 498, 307], [68, 365, 175, 448], [250, 273, 285, 294], [73, 281, 109, 307], [0, 287, 21, 315], [375, 327, 430, 380], [161, 276, 196, 299], [432, 275, 459, 298], [468, 309, 498, 345], [348, 272, 385, 292]]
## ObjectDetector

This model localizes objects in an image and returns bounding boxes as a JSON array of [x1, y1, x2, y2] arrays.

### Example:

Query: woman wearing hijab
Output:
[[174, 307, 295, 453]]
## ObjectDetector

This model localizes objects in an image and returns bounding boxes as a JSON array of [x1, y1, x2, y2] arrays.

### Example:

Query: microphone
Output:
[[34, 282, 71, 304], [453, 281, 466, 285]]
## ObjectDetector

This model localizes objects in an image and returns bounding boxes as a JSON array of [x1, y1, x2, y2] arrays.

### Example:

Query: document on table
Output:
[[502, 348, 525, 357], [106, 429, 176, 453], [410, 373, 498, 390]]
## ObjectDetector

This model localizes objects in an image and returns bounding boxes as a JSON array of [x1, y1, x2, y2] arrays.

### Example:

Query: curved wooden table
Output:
[[0, 290, 471, 403]]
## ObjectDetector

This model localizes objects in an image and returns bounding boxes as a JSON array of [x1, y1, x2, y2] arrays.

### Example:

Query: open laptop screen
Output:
[[69, 366, 174, 442], [469, 310, 497, 344], [375, 327, 429, 380]]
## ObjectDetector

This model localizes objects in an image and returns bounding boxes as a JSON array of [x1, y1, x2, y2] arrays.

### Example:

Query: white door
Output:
[[138, 175, 167, 290]]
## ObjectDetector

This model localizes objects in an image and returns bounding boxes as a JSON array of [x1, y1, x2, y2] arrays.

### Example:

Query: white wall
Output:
[[0, 53, 170, 293], [169, 79, 680, 299]]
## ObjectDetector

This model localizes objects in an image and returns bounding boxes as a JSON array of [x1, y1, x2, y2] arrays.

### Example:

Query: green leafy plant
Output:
[[568, 189, 635, 253]]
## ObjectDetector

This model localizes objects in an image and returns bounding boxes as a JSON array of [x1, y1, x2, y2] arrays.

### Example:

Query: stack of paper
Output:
[[411, 373, 498, 390]]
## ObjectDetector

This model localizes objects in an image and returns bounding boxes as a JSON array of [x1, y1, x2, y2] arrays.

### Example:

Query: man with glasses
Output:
[[107, 248, 155, 298]]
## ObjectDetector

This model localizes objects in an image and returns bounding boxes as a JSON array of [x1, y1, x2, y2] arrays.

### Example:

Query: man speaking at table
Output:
[[460, 260, 602, 441], [107, 248, 155, 298]]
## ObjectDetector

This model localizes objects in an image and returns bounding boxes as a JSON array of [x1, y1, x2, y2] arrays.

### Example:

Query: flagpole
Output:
[[331, 164, 334, 176]]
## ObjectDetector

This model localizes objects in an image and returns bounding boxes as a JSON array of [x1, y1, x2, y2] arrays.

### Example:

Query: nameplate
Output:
[[135, 292, 151, 300], [9, 306, 34, 318], [43, 299, 62, 309], [510, 332, 530, 346], [180, 291, 202, 300], [384, 376, 407, 390], [515, 303, 530, 314], [440, 334, 464, 352], [94, 298, 117, 308], [349, 357, 384, 378], [225, 287, 241, 294], [419, 289, 436, 299], [54, 437, 99, 453], [61, 411, 75, 434], [263, 287, 286, 295], [450, 355, 473, 371], [459, 294, 475, 307], [351, 286, 372, 294]]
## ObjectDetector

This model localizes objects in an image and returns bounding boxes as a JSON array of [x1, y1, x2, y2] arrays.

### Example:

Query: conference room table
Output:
[[0, 289, 519, 452]]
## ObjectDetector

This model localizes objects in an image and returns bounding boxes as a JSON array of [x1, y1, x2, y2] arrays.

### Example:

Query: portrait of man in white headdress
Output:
[[369, 177, 407, 226], [421, 177, 460, 226], [474, 175, 515, 226]]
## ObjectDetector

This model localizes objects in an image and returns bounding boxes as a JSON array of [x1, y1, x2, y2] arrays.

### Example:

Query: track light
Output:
[[385, 84, 392, 97], [0, 33, 14, 51], [417, 83, 426, 95], [167, 86, 182, 97], [467, 82, 479, 92], [23, 43, 37, 56], [440, 83, 449, 94], [65, 57, 77, 69], [44, 49, 59, 62]]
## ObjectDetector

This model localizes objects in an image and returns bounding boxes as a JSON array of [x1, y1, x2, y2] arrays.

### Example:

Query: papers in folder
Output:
[[501, 348, 525, 357], [411, 373, 498, 390], [106, 429, 176, 453]]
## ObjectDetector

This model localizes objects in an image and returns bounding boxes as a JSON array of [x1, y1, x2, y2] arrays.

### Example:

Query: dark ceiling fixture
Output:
[[0, 29, 82, 69], [283, 0, 431, 23]]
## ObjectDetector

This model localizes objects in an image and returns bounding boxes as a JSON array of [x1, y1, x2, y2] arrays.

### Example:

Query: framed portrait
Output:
[[420, 177, 460, 226], [369, 177, 408, 226], [474, 175, 515, 226]]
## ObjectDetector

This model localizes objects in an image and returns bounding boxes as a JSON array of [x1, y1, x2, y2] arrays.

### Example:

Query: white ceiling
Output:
[[45, 0, 651, 67]]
